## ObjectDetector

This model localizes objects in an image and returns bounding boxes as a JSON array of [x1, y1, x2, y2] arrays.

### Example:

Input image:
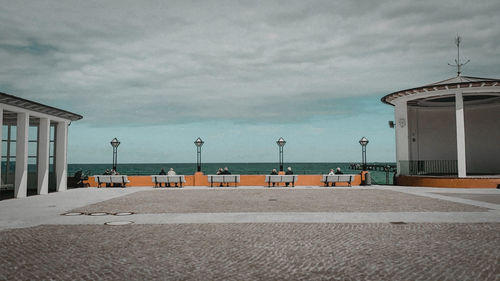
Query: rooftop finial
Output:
[[448, 35, 470, 76]]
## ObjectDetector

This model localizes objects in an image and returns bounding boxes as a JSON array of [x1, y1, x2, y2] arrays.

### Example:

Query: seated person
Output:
[[157, 168, 166, 187], [326, 169, 335, 187], [285, 167, 293, 187], [221, 167, 231, 186], [167, 168, 177, 187], [73, 170, 84, 187], [270, 169, 278, 187], [335, 167, 343, 175], [103, 169, 111, 187]]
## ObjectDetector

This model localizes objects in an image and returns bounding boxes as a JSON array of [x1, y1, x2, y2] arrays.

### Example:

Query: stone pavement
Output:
[[0, 185, 499, 280], [71, 189, 488, 214], [0, 223, 499, 281]]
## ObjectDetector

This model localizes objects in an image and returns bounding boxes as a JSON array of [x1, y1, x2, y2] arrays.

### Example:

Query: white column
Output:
[[455, 91, 467, 177], [55, 121, 68, 192], [15, 112, 29, 198], [0, 107, 3, 185], [37, 118, 50, 195], [394, 101, 409, 175]]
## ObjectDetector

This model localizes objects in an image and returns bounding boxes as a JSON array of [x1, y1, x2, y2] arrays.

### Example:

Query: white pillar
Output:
[[55, 121, 68, 192], [37, 118, 50, 195], [15, 112, 29, 198], [455, 91, 467, 177], [0, 107, 3, 186], [394, 101, 409, 175]]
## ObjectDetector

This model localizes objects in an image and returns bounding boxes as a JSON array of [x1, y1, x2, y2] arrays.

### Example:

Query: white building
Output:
[[382, 76, 500, 187], [0, 92, 82, 198]]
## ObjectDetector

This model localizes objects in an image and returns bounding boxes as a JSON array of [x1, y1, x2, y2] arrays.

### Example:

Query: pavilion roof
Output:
[[0, 92, 83, 121], [381, 75, 500, 106]]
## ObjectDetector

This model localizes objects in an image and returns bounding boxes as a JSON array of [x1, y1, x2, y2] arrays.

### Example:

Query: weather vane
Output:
[[448, 35, 470, 76]]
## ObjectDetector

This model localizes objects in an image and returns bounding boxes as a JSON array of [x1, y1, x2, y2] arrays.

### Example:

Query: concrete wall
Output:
[[407, 106, 457, 161], [464, 103, 500, 174], [86, 174, 363, 187]]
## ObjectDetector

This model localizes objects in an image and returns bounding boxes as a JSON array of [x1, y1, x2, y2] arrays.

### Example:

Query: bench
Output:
[[207, 175, 240, 187], [265, 175, 298, 187], [151, 175, 186, 187], [321, 174, 355, 186], [94, 175, 130, 188]]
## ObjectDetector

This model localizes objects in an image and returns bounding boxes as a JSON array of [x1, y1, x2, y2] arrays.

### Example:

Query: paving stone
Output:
[[72, 189, 489, 214], [0, 223, 499, 281], [434, 193, 500, 205]]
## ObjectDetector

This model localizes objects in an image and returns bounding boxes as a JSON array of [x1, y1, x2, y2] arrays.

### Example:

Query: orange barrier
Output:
[[86, 173, 362, 187], [397, 175, 500, 188]]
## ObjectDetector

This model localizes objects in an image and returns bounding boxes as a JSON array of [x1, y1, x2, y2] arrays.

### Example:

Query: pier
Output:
[[349, 163, 397, 172]]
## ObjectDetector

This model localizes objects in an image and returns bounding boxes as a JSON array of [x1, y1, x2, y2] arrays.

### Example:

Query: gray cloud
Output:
[[1, 0, 499, 127]]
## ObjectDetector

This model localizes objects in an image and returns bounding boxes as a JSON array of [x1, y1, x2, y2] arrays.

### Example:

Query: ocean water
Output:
[[69, 162, 396, 185]]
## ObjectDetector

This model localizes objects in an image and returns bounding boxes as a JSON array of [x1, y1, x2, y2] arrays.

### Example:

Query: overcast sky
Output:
[[1, 0, 499, 164]]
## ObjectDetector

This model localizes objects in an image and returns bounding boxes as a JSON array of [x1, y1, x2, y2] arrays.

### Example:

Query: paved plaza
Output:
[[0, 186, 499, 280], [71, 189, 488, 214]]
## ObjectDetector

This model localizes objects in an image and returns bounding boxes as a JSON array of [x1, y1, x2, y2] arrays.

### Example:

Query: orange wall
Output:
[[86, 174, 362, 187], [397, 175, 500, 188]]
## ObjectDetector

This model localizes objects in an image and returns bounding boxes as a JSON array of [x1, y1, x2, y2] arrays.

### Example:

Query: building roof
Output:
[[381, 76, 500, 106], [0, 92, 83, 121]]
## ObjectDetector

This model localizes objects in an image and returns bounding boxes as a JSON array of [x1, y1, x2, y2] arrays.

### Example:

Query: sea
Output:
[[69, 162, 396, 185]]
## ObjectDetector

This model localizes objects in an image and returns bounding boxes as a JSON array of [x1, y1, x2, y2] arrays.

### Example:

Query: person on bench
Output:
[[270, 169, 278, 187], [285, 167, 293, 187], [326, 169, 335, 186], [221, 167, 231, 186], [221, 167, 231, 175], [167, 168, 178, 187], [158, 168, 167, 187], [111, 169, 121, 187], [103, 169, 111, 187], [335, 167, 343, 174]]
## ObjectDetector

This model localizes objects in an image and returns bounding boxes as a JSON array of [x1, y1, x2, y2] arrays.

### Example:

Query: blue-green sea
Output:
[[69, 162, 396, 185]]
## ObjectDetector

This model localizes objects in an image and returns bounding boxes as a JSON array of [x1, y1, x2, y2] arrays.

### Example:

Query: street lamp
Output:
[[276, 137, 286, 172], [359, 137, 369, 171], [110, 137, 120, 171], [194, 137, 204, 172]]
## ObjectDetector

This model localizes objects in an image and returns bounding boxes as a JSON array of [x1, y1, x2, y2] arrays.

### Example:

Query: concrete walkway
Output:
[[1, 185, 499, 281], [1, 185, 499, 230]]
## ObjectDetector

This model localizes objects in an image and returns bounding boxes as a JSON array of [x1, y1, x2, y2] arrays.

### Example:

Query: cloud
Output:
[[1, 0, 499, 127]]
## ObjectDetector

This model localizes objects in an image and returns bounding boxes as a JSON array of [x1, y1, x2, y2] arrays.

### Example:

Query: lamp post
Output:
[[276, 137, 286, 172], [110, 137, 120, 171], [194, 137, 204, 172], [359, 137, 369, 171]]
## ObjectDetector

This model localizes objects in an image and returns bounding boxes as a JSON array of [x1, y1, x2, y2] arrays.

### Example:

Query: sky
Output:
[[1, 0, 499, 164]]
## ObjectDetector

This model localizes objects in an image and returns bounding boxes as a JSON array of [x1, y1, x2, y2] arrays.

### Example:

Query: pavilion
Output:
[[0, 92, 82, 198], [382, 75, 500, 187]]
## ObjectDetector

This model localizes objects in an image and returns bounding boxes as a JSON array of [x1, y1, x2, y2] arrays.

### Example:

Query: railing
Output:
[[399, 160, 458, 176]]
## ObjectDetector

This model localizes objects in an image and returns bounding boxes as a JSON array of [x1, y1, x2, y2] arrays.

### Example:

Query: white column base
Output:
[[38, 118, 50, 195], [55, 121, 68, 192], [456, 91, 467, 178], [15, 112, 29, 198]]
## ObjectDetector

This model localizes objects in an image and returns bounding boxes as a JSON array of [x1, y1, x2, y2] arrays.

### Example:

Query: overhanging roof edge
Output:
[[381, 76, 500, 106], [0, 92, 83, 121]]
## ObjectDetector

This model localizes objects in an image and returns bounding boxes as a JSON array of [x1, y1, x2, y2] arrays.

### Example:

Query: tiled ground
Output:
[[0, 223, 499, 281], [72, 189, 489, 214], [434, 193, 500, 204]]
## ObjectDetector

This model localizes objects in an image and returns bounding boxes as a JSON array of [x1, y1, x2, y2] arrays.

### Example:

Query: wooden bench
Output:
[[94, 175, 130, 188], [321, 174, 355, 186], [207, 175, 240, 187], [151, 175, 186, 187], [265, 175, 298, 187]]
